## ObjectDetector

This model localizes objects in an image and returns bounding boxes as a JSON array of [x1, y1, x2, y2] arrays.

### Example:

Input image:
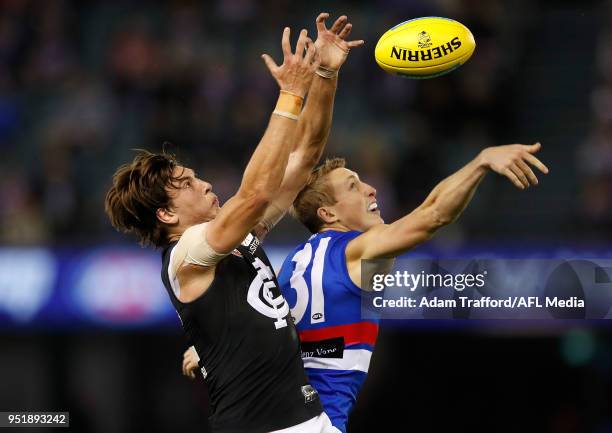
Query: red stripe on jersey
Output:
[[298, 322, 379, 347]]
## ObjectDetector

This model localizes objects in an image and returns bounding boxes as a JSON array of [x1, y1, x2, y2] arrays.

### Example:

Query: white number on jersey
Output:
[[288, 238, 330, 325]]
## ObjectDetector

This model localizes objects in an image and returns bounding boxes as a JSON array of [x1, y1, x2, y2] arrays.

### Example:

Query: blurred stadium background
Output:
[[1, 0, 612, 431]]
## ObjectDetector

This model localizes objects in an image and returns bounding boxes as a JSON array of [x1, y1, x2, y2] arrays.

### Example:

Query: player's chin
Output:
[[369, 210, 384, 223], [202, 205, 219, 221], [362, 214, 384, 230]]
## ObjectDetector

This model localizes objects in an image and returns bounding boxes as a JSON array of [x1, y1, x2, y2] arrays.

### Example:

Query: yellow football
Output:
[[374, 17, 476, 79]]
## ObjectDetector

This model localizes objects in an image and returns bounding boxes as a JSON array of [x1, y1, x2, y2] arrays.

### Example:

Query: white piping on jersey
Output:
[[302, 349, 372, 373], [168, 246, 181, 299]]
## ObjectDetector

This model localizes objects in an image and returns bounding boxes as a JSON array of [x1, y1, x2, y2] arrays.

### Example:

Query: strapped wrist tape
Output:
[[273, 90, 304, 120], [316, 65, 338, 79]]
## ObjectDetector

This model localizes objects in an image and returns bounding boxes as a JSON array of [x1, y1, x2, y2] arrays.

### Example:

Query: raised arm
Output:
[[254, 13, 365, 239], [206, 28, 319, 253], [347, 143, 549, 261]]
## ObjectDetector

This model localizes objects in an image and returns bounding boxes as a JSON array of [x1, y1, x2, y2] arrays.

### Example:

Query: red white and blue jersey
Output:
[[278, 230, 379, 433]]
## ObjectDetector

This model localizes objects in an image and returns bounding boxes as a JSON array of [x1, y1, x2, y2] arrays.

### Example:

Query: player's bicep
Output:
[[347, 207, 437, 260], [206, 192, 268, 254], [345, 225, 387, 263]]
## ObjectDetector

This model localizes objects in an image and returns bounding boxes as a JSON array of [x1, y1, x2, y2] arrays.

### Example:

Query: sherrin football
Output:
[[375, 17, 476, 79]]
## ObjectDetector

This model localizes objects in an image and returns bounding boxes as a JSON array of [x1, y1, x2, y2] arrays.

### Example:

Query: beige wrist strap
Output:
[[316, 65, 338, 79], [273, 90, 304, 120], [260, 204, 287, 233]]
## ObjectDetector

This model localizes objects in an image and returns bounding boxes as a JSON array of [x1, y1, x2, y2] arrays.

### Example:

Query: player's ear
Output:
[[317, 206, 337, 225], [156, 207, 178, 225]]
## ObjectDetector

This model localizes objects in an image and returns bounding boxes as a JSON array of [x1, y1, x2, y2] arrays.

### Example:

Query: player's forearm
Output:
[[420, 153, 488, 227], [238, 94, 301, 200], [252, 78, 337, 238], [239, 25, 318, 201], [205, 105, 301, 253], [266, 77, 338, 210], [293, 75, 338, 166], [349, 156, 488, 260]]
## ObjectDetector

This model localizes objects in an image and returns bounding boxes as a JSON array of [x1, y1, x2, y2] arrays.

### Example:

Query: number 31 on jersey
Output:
[[288, 238, 330, 325]]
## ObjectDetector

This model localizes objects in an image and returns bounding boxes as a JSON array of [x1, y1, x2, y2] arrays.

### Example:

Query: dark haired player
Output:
[[106, 14, 363, 433]]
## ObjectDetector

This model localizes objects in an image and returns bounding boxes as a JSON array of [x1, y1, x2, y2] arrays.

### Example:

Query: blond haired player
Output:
[[280, 144, 548, 432]]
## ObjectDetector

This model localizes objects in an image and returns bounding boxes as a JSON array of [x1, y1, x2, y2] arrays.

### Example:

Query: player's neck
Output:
[[166, 226, 186, 243], [319, 222, 351, 233], [167, 233, 182, 243]]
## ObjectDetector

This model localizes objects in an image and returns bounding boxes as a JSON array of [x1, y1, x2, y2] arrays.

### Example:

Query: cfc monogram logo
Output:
[[247, 258, 289, 329]]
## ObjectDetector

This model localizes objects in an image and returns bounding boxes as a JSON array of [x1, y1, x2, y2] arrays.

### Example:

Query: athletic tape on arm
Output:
[[260, 203, 287, 233], [170, 223, 230, 277]]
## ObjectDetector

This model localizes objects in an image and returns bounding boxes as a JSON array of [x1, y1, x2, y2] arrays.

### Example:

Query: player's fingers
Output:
[[304, 39, 316, 64], [281, 27, 291, 57], [516, 159, 539, 186], [189, 371, 196, 380], [190, 346, 200, 362], [261, 54, 278, 73], [503, 168, 525, 189], [509, 164, 529, 188], [338, 22, 352, 40], [347, 40, 365, 49], [295, 29, 308, 58], [316, 12, 329, 32], [525, 142, 541, 154], [523, 152, 549, 174], [330, 15, 347, 34]]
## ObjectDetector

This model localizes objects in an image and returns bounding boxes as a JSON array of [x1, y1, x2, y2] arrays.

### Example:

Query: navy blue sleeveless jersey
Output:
[[161, 233, 322, 433], [277, 230, 379, 433]]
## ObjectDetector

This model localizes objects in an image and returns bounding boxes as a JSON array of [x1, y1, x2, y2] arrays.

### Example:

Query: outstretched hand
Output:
[[261, 28, 320, 98], [314, 12, 365, 72], [480, 142, 549, 189]]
